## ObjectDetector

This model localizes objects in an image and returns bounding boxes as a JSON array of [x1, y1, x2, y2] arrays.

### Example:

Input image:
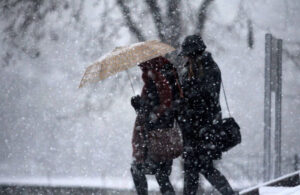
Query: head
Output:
[[179, 34, 206, 59], [139, 62, 152, 83], [138, 56, 170, 83]]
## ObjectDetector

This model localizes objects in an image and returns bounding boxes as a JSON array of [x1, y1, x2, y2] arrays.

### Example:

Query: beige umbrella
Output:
[[79, 40, 176, 89]]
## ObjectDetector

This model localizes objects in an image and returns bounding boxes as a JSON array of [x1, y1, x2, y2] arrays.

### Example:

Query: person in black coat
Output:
[[178, 35, 236, 195]]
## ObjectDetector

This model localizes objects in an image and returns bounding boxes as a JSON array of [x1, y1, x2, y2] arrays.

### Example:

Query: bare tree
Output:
[[0, 0, 64, 66], [196, 0, 214, 35], [116, 0, 146, 42], [116, 0, 215, 48], [0, 0, 93, 67], [283, 45, 300, 70]]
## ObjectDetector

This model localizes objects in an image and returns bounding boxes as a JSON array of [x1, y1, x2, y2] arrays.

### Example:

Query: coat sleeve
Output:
[[195, 54, 222, 121], [200, 52, 221, 97], [201, 68, 221, 97]]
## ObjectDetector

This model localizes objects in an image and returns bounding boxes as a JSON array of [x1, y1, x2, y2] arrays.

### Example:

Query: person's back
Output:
[[178, 35, 237, 195], [180, 51, 222, 149], [136, 57, 180, 130], [131, 56, 180, 195]]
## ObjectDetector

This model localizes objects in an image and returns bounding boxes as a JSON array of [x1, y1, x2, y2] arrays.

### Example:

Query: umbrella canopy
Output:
[[79, 40, 175, 88]]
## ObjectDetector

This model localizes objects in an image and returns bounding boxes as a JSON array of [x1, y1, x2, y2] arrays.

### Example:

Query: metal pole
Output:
[[274, 39, 282, 178], [264, 33, 272, 181]]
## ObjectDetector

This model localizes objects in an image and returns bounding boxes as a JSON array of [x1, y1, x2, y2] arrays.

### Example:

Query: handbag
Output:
[[220, 117, 241, 152], [147, 123, 183, 162], [219, 82, 242, 152]]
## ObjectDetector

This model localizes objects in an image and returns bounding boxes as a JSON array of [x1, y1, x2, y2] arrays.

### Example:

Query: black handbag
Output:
[[220, 117, 241, 152], [219, 82, 242, 152]]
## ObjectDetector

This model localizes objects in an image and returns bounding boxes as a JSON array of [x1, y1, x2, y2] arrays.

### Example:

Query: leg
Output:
[[199, 159, 235, 195], [155, 161, 175, 195], [183, 157, 200, 195], [131, 162, 148, 195]]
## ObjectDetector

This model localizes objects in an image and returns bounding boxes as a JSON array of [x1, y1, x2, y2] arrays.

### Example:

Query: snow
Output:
[[259, 186, 300, 195], [0, 177, 133, 190], [0, 0, 299, 191], [0, 176, 254, 191], [240, 171, 300, 194]]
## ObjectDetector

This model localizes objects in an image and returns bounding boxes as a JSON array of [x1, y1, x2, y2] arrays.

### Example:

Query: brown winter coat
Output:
[[132, 115, 147, 162], [131, 57, 181, 162]]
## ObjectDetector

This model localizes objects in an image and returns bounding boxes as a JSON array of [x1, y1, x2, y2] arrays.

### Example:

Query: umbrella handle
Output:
[[126, 69, 136, 95]]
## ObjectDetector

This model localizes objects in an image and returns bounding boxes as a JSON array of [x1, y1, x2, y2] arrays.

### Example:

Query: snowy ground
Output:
[[1, 177, 299, 194], [259, 186, 300, 195], [0, 176, 254, 192]]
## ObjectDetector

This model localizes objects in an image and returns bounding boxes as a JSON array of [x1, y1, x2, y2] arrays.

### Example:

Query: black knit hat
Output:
[[179, 35, 206, 56]]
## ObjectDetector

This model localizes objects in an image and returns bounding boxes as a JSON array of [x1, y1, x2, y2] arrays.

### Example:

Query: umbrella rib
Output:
[[125, 69, 136, 95]]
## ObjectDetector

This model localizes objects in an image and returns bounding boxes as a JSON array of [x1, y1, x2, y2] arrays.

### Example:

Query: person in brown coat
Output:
[[131, 56, 181, 195]]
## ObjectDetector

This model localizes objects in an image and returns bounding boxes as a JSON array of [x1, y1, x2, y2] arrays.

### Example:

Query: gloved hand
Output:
[[131, 95, 141, 110]]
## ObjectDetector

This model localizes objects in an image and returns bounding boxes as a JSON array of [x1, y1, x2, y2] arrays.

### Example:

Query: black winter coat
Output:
[[179, 51, 222, 159]]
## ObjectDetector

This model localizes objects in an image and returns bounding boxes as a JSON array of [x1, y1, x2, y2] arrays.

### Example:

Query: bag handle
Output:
[[221, 81, 232, 118]]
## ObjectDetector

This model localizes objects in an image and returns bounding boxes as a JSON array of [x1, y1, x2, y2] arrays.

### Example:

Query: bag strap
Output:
[[172, 68, 184, 98], [221, 81, 232, 118]]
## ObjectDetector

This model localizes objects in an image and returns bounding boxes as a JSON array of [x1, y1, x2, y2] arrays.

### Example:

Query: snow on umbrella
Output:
[[79, 40, 176, 88]]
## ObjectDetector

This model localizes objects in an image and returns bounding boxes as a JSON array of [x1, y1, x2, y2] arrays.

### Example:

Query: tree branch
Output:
[[166, 0, 181, 47], [145, 0, 166, 42], [283, 49, 300, 70], [196, 0, 214, 35], [73, 0, 84, 22], [116, 0, 146, 42]]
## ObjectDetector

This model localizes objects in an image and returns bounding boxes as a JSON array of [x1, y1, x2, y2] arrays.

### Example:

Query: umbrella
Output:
[[79, 40, 176, 89]]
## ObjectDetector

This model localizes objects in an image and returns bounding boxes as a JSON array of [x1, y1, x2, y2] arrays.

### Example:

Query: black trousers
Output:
[[131, 160, 175, 195], [183, 154, 235, 195]]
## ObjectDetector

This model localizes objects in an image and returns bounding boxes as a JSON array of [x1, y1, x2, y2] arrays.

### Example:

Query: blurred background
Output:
[[0, 0, 299, 192]]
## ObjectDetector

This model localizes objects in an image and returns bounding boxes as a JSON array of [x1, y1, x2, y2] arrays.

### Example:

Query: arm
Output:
[[198, 52, 221, 101], [200, 68, 221, 98]]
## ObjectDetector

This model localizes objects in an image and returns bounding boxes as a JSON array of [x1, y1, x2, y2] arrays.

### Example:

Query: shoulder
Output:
[[200, 51, 213, 65], [201, 52, 221, 82]]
